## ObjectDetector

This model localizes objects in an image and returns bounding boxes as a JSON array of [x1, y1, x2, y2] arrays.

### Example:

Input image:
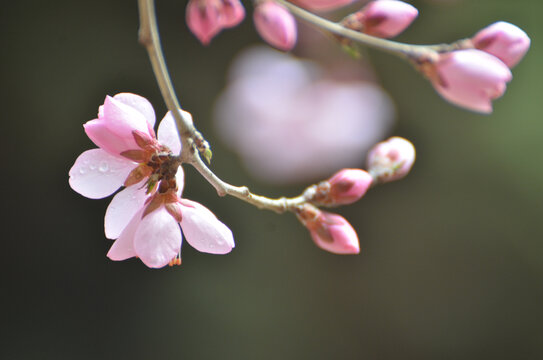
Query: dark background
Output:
[[2, 0, 542, 359]]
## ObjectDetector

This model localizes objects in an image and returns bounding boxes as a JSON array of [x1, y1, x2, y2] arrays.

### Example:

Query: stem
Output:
[[275, 0, 463, 61], [137, 0, 311, 213]]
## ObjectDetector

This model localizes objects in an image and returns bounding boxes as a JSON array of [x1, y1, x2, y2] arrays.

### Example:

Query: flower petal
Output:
[[180, 200, 235, 254], [69, 149, 136, 199], [84, 119, 137, 157], [107, 208, 144, 261], [113, 93, 156, 130], [104, 182, 149, 239], [134, 207, 182, 268], [101, 96, 152, 141], [157, 111, 189, 155]]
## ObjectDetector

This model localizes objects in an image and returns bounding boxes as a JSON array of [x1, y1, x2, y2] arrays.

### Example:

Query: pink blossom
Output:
[[297, 205, 360, 254], [186, 0, 245, 45], [253, 1, 297, 51], [69, 93, 234, 268], [366, 136, 415, 183], [349, 0, 419, 39], [292, 0, 355, 12], [429, 49, 512, 113], [471, 21, 530, 68], [107, 197, 235, 268], [214, 47, 395, 184]]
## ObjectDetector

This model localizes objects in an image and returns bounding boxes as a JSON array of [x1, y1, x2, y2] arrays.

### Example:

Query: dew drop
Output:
[[79, 167, 87, 175], [99, 162, 109, 173], [89, 163, 97, 170]]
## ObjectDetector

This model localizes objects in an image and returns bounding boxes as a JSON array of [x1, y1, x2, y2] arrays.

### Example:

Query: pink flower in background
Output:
[[471, 21, 530, 68], [214, 47, 395, 184], [69, 93, 234, 268], [186, 0, 245, 45], [253, 1, 297, 51], [428, 49, 512, 113]]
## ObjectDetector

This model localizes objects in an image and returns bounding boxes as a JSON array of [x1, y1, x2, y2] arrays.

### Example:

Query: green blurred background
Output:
[[2, 0, 542, 359]]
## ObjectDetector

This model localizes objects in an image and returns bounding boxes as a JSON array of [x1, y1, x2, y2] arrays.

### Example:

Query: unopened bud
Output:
[[346, 0, 418, 39], [425, 49, 512, 113], [253, 1, 297, 51], [297, 204, 360, 254], [220, 0, 246, 28], [186, 0, 223, 45], [310, 169, 373, 206], [367, 136, 415, 183], [471, 21, 530, 68]]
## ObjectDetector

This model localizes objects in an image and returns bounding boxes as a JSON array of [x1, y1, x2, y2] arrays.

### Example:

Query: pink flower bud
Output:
[[220, 0, 246, 28], [359, 0, 418, 38], [186, 0, 223, 45], [367, 136, 415, 183], [428, 49, 512, 113], [471, 21, 530, 68], [324, 169, 373, 205], [297, 205, 360, 254], [292, 0, 355, 12], [253, 1, 297, 51]]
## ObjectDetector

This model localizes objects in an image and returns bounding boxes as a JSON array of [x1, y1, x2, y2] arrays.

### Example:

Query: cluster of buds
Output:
[[296, 137, 415, 254], [419, 20, 529, 113]]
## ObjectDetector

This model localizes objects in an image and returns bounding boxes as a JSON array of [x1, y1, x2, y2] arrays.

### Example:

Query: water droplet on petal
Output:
[[89, 163, 97, 170], [99, 162, 109, 173], [79, 167, 87, 175]]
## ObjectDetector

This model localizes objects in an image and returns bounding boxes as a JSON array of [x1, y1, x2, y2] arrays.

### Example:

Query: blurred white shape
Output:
[[214, 47, 395, 184]]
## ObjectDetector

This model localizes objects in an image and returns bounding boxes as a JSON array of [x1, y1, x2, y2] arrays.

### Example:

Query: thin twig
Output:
[[137, 0, 311, 213], [275, 0, 463, 61]]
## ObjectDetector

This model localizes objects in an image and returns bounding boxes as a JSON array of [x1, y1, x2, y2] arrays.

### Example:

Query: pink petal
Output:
[[69, 149, 136, 199], [107, 208, 144, 261], [104, 182, 149, 239], [180, 200, 235, 254], [113, 93, 156, 130], [84, 119, 138, 157], [134, 207, 182, 268], [101, 96, 152, 142], [157, 111, 185, 155]]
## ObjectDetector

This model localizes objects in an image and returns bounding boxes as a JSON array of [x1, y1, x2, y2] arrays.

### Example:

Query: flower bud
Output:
[[367, 137, 415, 183], [352, 0, 419, 39], [425, 49, 512, 113], [186, 0, 223, 45], [311, 169, 373, 206], [220, 0, 246, 28], [297, 205, 360, 254], [253, 1, 297, 51], [471, 21, 530, 68]]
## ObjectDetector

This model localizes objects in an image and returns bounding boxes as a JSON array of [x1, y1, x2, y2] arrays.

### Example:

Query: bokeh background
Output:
[[2, 0, 542, 359]]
